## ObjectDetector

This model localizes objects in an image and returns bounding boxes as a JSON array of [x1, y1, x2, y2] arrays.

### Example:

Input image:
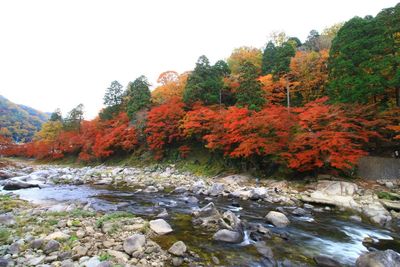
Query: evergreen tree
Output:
[[49, 108, 62, 122], [328, 4, 400, 107], [64, 104, 84, 131], [236, 62, 265, 110], [126, 76, 151, 119], [274, 42, 296, 76], [183, 55, 225, 105], [100, 80, 124, 120], [104, 80, 123, 107], [261, 41, 276, 75]]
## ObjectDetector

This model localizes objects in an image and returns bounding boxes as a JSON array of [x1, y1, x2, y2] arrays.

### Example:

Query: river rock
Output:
[[7, 242, 20, 255], [192, 202, 222, 229], [291, 207, 308, 216], [143, 186, 158, 193], [72, 245, 88, 258], [302, 191, 360, 210], [221, 210, 242, 230], [380, 199, 400, 211], [355, 249, 400, 267], [168, 241, 187, 256], [123, 234, 146, 254], [27, 255, 45, 266], [45, 231, 70, 241], [44, 239, 60, 254], [184, 196, 199, 204], [80, 256, 101, 267], [0, 214, 15, 226], [362, 203, 392, 226], [97, 261, 113, 267], [156, 208, 169, 218], [349, 215, 362, 222], [3, 180, 40, 190], [313, 255, 342, 267], [213, 229, 243, 243], [60, 259, 74, 267], [209, 183, 225, 196], [220, 174, 250, 186], [249, 187, 268, 200], [316, 180, 358, 196], [265, 211, 290, 227], [149, 219, 173, 234], [30, 238, 44, 250], [172, 257, 184, 266], [191, 180, 206, 194], [107, 250, 129, 263], [254, 241, 274, 259]]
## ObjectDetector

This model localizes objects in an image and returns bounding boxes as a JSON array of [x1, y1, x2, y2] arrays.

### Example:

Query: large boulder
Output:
[[316, 180, 358, 196], [168, 241, 187, 256], [149, 219, 173, 235], [362, 203, 392, 226], [302, 191, 360, 210], [209, 183, 225, 196], [192, 202, 222, 229], [249, 187, 268, 200], [123, 234, 146, 254], [3, 180, 40, 190], [213, 229, 243, 243], [265, 211, 290, 228], [356, 249, 400, 267]]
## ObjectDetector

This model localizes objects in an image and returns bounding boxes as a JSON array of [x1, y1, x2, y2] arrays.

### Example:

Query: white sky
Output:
[[0, 0, 398, 119]]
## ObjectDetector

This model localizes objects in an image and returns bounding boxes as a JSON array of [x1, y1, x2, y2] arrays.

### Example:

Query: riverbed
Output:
[[9, 182, 400, 266]]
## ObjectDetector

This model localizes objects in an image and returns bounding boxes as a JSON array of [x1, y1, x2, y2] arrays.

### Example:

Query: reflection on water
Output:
[[6, 184, 400, 266]]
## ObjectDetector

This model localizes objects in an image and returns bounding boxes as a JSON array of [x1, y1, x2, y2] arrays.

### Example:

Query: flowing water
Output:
[[9, 184, 400, 266]]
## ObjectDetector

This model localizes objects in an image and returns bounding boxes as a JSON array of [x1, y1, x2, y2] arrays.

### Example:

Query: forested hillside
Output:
[[0, 95, 49, 142], [1, 3, 399, 176]]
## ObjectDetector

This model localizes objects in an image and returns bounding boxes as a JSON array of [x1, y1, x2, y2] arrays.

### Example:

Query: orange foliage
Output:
[[145, 98, 186, 159], [289, 50, 329, 104], [258, 74, 288, 104], [284, 97, 377, 171], [151, 71, 188, 104], [92, 113, 138, 159]]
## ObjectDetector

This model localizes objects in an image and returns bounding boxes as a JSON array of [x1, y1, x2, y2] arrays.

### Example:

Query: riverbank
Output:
[[1, 158, 400, 266]]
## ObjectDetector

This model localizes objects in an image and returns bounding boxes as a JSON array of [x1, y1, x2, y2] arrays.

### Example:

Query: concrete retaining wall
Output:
[[358, 156, 400, 179]]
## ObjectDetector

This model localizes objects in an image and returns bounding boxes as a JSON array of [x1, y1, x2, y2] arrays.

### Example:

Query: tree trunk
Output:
[[286, 78, 290, 111], [396, 87, 400, 107]]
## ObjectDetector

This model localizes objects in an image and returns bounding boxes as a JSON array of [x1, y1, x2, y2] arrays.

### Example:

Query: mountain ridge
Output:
[[0, 95, 49, 142]]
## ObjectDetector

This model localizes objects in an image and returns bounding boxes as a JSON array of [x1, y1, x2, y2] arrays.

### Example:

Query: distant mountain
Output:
[[0, 95, 49, 142]]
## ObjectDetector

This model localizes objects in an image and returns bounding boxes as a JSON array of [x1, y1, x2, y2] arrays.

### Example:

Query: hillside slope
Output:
[[0, 95, 49, 142]]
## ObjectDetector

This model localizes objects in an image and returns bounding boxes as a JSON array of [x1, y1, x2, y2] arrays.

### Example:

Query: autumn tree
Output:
[[145, 98, 185, 159], [92, 113, 138, 159], [227, 47, 262, 75], [235, 62, 265, 110], [284, 97, 377, 172], [151, 71, 188, 104], [126, 76, 151, 118], [289, 50, 329, 104], [183, 56, 225, 105]]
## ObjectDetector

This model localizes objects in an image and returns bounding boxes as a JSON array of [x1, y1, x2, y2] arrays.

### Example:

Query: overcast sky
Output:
[[0, 0, 398, 119]]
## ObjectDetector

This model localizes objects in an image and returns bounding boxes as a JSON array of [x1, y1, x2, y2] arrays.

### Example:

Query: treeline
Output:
[[1, 4, 399, 175]]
